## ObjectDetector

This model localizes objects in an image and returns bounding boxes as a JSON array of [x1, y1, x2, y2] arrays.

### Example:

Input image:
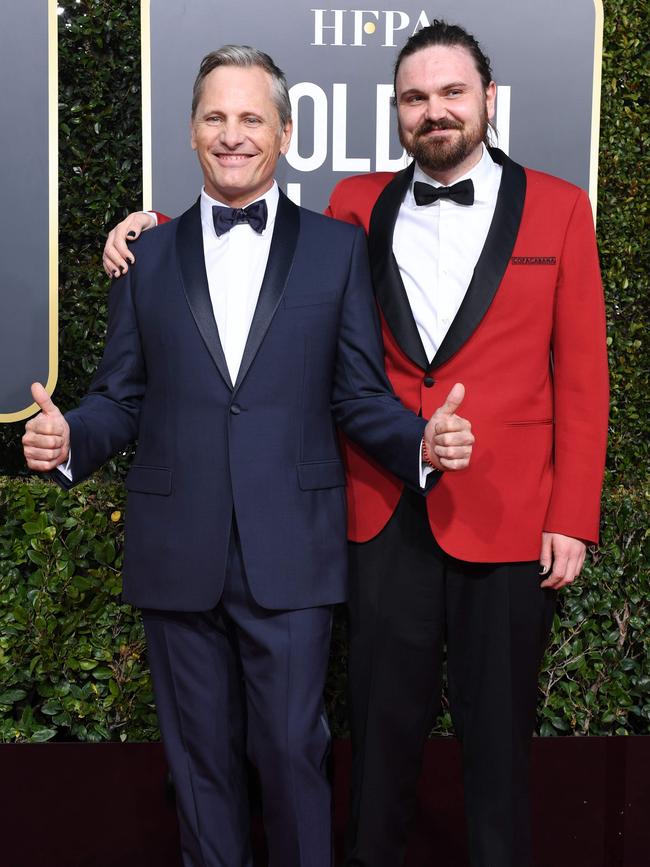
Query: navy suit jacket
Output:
[[55, 193, 431, 611]]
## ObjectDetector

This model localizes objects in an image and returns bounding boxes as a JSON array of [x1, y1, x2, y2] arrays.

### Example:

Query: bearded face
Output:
[[395, 44, 496, 181], [399, 102, 489, 174]]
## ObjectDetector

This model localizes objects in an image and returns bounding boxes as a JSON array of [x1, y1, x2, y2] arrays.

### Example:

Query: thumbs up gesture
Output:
[[22, 382, 70, 471], [423, 382, 474, 472]]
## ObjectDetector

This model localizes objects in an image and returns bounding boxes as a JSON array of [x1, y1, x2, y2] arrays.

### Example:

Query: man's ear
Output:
[[486, 81, 497, 124], [279, 119, 293, 155], [190, 116, 198, 151]]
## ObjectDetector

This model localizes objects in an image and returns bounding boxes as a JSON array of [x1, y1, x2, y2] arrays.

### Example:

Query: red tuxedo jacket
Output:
[[326, 148, 609, 562]]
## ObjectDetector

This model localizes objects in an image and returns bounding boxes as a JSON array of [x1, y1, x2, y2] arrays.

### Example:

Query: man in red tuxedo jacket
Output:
[[325, 22, 609, 867], [102, 21, 608, 867]]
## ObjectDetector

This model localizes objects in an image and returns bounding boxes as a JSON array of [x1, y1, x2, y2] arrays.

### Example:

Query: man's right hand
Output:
[[423, 383, 474, 471], [102, 211, 156, 278], [22, 383, 70, 472]]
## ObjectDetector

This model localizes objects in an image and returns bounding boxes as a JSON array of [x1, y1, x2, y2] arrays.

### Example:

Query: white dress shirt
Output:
[[201, 183, 279, 383], [393, 145, 502, 361]]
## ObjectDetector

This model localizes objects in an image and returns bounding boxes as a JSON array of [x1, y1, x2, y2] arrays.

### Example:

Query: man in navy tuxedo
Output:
[[23, 46, 474, 867]]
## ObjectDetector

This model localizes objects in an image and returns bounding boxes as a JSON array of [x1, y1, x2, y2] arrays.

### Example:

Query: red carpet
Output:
[[1, 737, 647, 866]]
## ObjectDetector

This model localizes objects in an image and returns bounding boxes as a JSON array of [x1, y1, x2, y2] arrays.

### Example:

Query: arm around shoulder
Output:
[[102, 210, 172, 277]]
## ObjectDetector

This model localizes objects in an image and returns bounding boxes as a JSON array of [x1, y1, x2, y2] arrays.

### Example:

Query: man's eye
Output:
[[405, 95, 423, 104], [244, 117, 261, 125], [205, 116, 222, 125]]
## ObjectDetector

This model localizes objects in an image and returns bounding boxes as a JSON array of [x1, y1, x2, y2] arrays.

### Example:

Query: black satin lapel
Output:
[[432, 149, 527, 370], [234, 191, 300, 391], [177, 200, 233, 389], [369, 162, 429, 371]]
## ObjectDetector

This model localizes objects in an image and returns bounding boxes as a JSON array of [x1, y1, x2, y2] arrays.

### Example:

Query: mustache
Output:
[[414, 118, 464, 137]]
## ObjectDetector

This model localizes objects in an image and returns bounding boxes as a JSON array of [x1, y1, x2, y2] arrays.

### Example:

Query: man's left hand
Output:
[[424, 382, 474, 471], [539, 532, 586, 589]]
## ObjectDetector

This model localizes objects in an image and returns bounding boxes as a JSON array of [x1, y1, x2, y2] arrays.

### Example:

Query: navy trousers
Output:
[[142, 526, 333, 867]]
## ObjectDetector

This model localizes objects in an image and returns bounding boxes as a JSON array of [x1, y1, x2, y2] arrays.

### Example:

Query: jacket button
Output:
[[423, 376, 435, 388], [230, 404, 241, 415]]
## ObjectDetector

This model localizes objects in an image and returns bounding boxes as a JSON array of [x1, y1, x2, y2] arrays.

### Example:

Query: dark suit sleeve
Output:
[[52, 269, 145, 488], [330, 227, 437, 492]]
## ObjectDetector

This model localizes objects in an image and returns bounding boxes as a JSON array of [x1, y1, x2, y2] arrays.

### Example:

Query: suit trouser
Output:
[[142, 525, 333, 867], [343, 488, 556, 867]]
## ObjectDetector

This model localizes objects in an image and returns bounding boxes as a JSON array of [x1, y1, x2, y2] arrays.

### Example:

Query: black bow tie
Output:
[[413, 179, 474, 207], [212, 199, 268, 237]]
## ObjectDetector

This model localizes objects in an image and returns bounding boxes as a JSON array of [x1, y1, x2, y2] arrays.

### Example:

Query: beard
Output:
[[400, 105, 489, 174]]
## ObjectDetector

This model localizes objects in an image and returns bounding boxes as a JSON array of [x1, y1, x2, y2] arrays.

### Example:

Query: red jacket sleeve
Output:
[[543, 190, 609, 543]]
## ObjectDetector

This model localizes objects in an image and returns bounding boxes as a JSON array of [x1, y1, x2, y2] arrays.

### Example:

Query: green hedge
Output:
[[0, 0, 648, 741], [0, 477, 157, 742], [1, 475, 647, 741]]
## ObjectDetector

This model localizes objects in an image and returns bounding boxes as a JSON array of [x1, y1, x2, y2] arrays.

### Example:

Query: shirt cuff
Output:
[[419, 439, 434, 487], [57, 452, 73, 481]]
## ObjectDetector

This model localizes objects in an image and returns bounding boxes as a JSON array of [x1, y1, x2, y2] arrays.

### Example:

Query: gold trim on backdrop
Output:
[[1, 0, 59, 423], [590, 0, 604, 223], [46, 0, 59, 400], [141, 0, 152, 211]]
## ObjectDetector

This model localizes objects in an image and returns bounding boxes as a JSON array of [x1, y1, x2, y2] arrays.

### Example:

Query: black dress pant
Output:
[[344, 488, 556, 867]]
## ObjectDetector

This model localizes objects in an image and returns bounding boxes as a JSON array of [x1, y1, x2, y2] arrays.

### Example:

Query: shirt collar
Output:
[[408, 144, 500, 207], [200, 181, 279, 238]]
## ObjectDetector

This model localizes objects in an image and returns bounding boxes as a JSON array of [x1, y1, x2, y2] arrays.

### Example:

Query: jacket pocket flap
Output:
[[503, 418, 553, 427], [297, 460, 346, 490], [125, 465, 172, 496]]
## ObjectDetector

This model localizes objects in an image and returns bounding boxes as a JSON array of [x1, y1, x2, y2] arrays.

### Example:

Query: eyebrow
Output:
[[200, 107, 265, 118], [399, 80, 469, 98]]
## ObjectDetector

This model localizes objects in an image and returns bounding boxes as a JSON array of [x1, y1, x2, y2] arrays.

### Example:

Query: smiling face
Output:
[[396, 44, 496, 184], [190, 65, 292, 208]]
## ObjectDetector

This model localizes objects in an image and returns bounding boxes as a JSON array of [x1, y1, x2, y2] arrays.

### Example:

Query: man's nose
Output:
[[218, 120, 244, 148], [424, 95, 447, 122]]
